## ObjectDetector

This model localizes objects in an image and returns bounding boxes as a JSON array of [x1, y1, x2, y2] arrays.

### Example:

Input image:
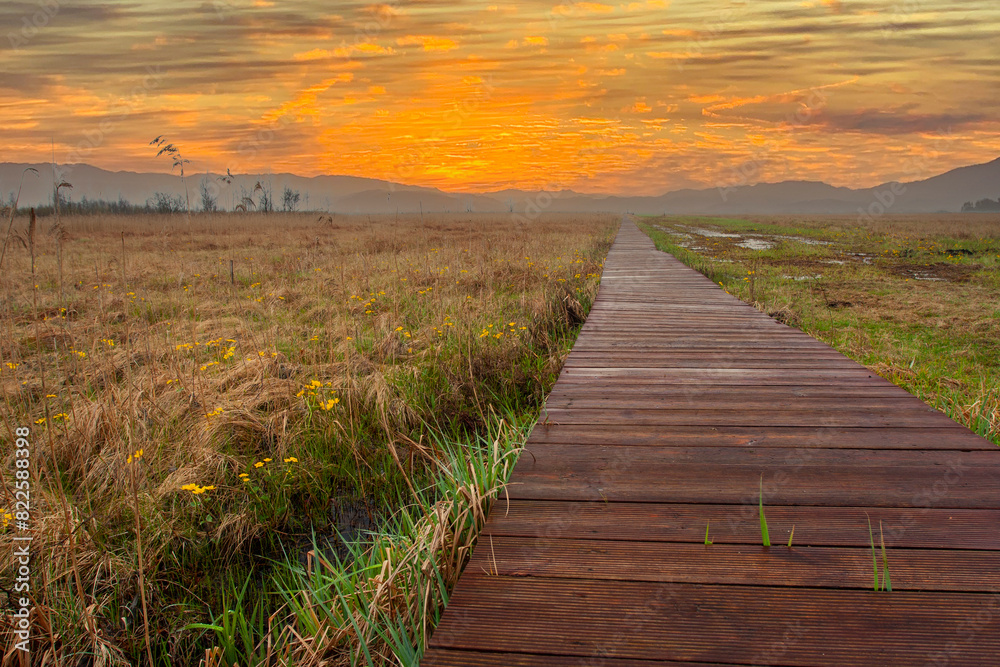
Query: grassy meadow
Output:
[[0, 211, 615, 666], [640, 214, 1000, 445]]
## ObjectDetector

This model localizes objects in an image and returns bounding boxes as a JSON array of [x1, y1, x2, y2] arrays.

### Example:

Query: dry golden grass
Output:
[[0, 211, 615, 665]]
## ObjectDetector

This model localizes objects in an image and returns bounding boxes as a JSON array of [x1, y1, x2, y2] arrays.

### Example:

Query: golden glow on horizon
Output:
[[3, 0, 1000, 194]]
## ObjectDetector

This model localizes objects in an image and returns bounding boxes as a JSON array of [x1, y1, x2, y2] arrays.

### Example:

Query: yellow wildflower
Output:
[[181, 483, 216, 495]]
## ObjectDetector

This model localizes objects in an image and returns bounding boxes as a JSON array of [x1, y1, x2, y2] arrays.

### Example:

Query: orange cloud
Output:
[[293, 48, 333, 61], [553, 2, 616, 15], [262, 74, 355, 122], [397, 35, 459, 52]]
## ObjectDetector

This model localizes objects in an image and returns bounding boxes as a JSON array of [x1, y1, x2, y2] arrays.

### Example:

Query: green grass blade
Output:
[[704, 520, 712, 546], [866, 513, 878, 592], [880, 520, 892, 593], [787, 524, 795, 548]]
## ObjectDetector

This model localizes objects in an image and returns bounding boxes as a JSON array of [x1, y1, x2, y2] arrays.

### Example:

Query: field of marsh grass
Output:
[[0, 211, 615, 665], [641, 213, 1000, 445]]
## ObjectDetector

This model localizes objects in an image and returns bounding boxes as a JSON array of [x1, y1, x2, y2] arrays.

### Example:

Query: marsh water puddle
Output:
[[736, 238, 776, 250], [295, 495, 379, 568], [672, 226, 832, 252], [657, 224, 838, 255], [680, 226, 741, 238], [775, 235, 832, 247], [846, 253, 875, 264]]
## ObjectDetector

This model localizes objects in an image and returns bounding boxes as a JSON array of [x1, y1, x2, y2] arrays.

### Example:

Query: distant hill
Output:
[[2, 157, 998, 216], [506, 158, 1000, 216]]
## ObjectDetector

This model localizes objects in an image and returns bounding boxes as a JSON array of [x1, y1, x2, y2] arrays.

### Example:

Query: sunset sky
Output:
[[3, 0, 999, 195]]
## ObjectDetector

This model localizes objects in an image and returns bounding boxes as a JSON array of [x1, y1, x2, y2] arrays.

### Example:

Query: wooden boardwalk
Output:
[[421, 220, 1000, 666]]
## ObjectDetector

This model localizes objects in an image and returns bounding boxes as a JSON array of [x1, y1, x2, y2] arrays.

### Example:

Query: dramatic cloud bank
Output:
[[3, 0, 999, 194]]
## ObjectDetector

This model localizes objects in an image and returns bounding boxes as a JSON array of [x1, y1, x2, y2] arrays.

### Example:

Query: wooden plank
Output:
[[429, 575, 1000, 666], [556, 367, 890, 383], [540, 407, 956, 427], [561, 359, 882, 369], [422, 650, 733, 666], [466, 536, 1000, 591], [526, 424, 987, 450], [508, 445, 1000, 507], [544, 386, 926, 402], [543, 396, 941, 411], [482, 500, 1000, 550]]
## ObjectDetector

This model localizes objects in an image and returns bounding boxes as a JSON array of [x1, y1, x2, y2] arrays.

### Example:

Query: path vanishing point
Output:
[[421, 219, 1000, 666]]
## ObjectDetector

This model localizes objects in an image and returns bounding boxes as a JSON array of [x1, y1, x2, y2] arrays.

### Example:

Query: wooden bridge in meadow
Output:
[[421, 220, 1000, 666]]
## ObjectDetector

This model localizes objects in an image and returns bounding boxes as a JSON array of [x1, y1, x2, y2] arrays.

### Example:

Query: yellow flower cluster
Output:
[[1, 510, 13, 529], [127, 448, 144, 464], [296, 379, 335, 397], [478, 321, 527, 339], [181, 483, 216, 495], [431, 317, 456, 338], [206, 408, 224, 418], [243, 456, 297, 480], [350, 291, 384, 315]]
